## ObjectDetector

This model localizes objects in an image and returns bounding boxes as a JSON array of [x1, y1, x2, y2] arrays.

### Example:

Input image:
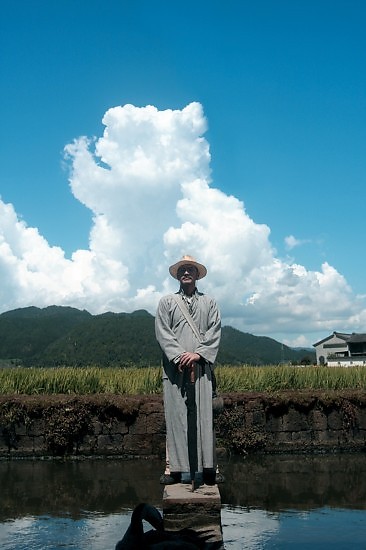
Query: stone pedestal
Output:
[[163, 483, 223, 547]]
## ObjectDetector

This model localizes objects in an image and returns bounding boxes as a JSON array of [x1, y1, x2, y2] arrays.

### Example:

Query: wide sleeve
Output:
[[155, 296, 185, 362], [195, 297, 221, 365]]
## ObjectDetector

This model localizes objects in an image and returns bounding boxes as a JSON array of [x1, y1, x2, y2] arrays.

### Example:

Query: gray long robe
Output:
[[155, 291, 221, 473]]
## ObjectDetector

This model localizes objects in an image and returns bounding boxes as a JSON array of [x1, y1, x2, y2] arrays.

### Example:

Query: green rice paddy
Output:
[[1, 364, 366, 395]]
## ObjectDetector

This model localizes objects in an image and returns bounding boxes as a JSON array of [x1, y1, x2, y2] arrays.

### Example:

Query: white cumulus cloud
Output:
[[1, 102, 365, 346]]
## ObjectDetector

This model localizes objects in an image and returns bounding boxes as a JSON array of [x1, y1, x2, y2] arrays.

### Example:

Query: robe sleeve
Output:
[[155, 296, 185, 362], [195, 297, 221, 365]]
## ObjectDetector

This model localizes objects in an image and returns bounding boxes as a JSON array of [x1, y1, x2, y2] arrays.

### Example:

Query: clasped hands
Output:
[[177, 351, 200, 373]]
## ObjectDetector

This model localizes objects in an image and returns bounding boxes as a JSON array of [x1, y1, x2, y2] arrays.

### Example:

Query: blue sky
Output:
[[1, 1, 365, 347]]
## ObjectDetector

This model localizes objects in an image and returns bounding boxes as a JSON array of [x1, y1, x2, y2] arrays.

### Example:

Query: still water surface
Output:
[[1, 453, 366, 549]]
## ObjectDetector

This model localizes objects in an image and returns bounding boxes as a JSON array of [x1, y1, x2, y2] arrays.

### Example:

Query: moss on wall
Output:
[[1, 391, 366, 458]]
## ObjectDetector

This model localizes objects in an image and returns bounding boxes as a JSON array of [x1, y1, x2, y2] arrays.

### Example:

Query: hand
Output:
[[179, 352, 200, 368]]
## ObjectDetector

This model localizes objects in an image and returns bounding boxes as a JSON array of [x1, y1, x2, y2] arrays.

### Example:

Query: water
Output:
[[1, 453, 366, 549]]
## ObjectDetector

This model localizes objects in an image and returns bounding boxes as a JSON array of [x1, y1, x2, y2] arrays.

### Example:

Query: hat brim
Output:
[[169, 259, 207, 280]]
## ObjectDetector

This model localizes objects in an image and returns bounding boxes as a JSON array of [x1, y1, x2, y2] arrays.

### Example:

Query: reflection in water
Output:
[[0, 458, 163, 520], [219, 452, 366, 511], [0, 453, 366, 549]]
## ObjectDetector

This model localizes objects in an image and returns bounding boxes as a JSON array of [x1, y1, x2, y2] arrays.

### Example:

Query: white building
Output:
[[313, 332, 366, 366]]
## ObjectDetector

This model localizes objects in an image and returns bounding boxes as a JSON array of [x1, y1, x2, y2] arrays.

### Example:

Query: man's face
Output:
[[177, 264, 199, 284]]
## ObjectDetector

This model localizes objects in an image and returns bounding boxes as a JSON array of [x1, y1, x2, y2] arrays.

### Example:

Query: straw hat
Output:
[[169, 255, 207, 280]]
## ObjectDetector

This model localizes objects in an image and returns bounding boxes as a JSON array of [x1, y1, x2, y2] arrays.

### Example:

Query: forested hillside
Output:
[[0, 306, 91, 361], [0, 306, 315, 367]]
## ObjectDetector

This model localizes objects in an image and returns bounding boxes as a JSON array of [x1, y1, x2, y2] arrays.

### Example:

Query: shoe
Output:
[[202, 469, 225, 485], [159, 472, 181, 485], [202, 468, 216, 486], [215, 472, 225, 483]]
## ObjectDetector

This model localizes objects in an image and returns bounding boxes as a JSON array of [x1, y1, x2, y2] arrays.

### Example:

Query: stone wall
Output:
[[0, 391, 366, 458], [0, 394, 166, 458], [217, 391, 366, 454]]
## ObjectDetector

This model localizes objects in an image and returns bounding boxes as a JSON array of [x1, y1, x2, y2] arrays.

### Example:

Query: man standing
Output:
[[155, 255, 221, 486]]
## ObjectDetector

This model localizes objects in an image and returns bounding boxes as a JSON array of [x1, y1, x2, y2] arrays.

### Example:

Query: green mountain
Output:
[[217, 326, 302, 365], [0, 306, 315, 367], [0, 306, 91, 361]]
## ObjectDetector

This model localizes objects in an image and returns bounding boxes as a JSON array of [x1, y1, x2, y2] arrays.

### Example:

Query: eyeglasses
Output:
[[177, 265, 198, 276]]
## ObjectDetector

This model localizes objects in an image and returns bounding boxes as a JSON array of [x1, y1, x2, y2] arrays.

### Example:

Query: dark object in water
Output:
[[115, 502, 222, 549]]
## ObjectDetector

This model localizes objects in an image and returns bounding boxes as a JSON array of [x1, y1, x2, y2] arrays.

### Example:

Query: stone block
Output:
[[112, 420, 129, 435], [16, 435, 34, 451], [16, 424, 27, 436], [111, 433, 124, 447], [310, 409, 328, 430], [97, 434, 115, 450], [325, 429, 340, 441], [312, 430, 328, 442], [77, 435, 97, 453], [28, 420, 44, 437], [282, 409, 309, 432], [146, 412, 165, 434], [163, 483, 223, 547], [123, 434, 153, 455], [292, 430, 312, 442], [265, 415, 282, 432], [276, 431, 293, 443], [33, 436, 45, 451], [354, 408, 366, 427], [91, 420, 104, 435], [327, 411, 343, 430], [0, 437, 8, 451], [129, 416, 147, 435], [251, 409, 266, 427], [151, 433, 166, 456]]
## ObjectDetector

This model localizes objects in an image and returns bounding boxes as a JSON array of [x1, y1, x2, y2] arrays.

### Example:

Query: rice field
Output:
[[215, 365, 366, 392], [1, 364, 366, 395]]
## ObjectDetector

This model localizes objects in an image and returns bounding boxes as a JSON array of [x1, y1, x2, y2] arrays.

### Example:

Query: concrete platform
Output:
[[163, 483, 223, 546]]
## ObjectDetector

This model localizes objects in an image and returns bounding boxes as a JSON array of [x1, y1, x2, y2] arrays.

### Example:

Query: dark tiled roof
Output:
[[334, 332, 353, 340], [347, 333, 366, 343], [313, 331, 352, 347]]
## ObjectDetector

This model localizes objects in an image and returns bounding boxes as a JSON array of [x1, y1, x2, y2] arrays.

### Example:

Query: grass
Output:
[[215, 365, 366, 392], [0, 366, 162, 395], [1, 364, 366, 395]]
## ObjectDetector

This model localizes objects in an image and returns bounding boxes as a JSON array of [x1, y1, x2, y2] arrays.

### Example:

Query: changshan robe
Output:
[[155, 291, 221, 474]]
